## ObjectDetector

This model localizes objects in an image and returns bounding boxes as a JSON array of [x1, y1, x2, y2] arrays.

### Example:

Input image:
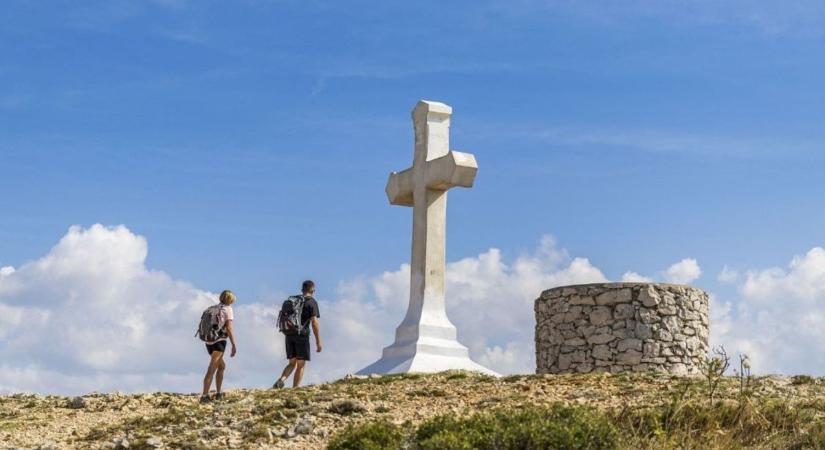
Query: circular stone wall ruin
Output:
[[535, 283, 709, 375]]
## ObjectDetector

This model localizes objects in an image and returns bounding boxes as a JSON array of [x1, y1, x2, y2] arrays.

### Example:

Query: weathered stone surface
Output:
[[595, 289, 632, 306], [535, 283, 709, 375], [592, 345, 612, 360], [569, 295, 595, 305], [614, 303, 635, 320], [589, 307, 612, 326], [587, 333, 615, 345], [617, 338, 642, 352], [638, 285, 659, 307], [616, 350, 642, 365]]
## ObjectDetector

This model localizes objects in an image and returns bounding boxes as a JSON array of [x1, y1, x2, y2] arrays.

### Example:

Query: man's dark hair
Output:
[[302, 280, 315, 294]]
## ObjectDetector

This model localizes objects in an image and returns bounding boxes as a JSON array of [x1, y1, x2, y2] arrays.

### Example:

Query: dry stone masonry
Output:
[[535, 283, 709, 375]]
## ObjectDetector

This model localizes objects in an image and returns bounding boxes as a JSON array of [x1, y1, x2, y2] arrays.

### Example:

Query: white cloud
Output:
[[718, 265, 739, 283], [617, 258, 702, 284], [712, 247, 825, 375], [0, 227, 610, 394], [621, 271, 653, 282], [0, 225, 282, 395], [664, 258, 702, 284]]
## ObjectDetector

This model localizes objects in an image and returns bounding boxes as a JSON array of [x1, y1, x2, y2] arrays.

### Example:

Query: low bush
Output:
[[415, 404, 618, 450], [327, 420, 405, 450], [326, 403, 618, 450]]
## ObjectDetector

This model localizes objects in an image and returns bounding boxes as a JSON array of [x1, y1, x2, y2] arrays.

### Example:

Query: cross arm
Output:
[[425, 151, 478, 191], [386, 168, 414, 206], [385, 151, 478, 206]]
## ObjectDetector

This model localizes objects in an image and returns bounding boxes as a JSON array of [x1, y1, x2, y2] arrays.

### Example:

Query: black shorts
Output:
[[206, 340, 227, 355], [285, 334, 311, 361]]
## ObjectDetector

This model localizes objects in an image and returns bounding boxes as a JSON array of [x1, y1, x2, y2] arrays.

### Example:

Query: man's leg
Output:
[[292, 360, 306, 387], [202, 351, 223, 396], [276, 358, 297, 384], [215, 358, 226, 393]]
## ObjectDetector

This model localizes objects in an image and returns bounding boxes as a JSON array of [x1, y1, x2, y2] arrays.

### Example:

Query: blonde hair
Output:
[[219, 290, 236, 305]]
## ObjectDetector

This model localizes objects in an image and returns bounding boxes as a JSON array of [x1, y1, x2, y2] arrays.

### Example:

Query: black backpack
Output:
[[277, 295, 308, 335]]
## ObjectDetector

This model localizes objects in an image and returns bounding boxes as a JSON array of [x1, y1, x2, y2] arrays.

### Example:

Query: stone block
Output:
[[635, 323, 653, 339], [639, 285, 660, 307], [614, 303, 635, 320], [617, 338, 643, 352], [564, 338, 586, 347], [592, 344, 612, 360], [570, 295, 596, 305], [596, 289, 632, 306], [589, 307, 612, 326], [587, 333, 615, 345], [617, 350, 642, 365]]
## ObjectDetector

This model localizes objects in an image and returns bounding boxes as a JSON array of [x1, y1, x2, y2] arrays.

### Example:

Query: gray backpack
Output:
[[196, 304, 227, 342], [277, 295, 308, 335]]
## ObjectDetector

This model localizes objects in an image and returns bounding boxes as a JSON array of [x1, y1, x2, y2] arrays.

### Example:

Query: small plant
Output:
[[701, 346, 730, 404], [414, 403, 618, 450], [329, 399, 367, 415], [734, 353, 752, 396], [327, 421, 405, 450], [791, 374, 815, 385]]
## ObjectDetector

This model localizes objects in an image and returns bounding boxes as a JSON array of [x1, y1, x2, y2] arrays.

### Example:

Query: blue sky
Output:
[[2, 1, 825, 392]]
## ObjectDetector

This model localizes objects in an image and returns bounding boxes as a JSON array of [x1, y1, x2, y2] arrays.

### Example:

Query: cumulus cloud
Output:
[[718, 265, 739, 283], [618, 258, 702, 284], [621, 271, 653, 282], [0, 225, 282, 395], [713, 247, 825, 375], [664, 258, 702, 284], [0, 226, 610, 394]]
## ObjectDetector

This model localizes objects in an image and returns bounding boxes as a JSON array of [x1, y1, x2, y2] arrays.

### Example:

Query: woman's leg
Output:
[[202, 351, 224, 396], [215, 357, 226, 393]]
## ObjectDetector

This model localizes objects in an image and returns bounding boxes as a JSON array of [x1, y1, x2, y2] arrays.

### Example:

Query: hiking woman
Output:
[[201, 290, 237, 403]]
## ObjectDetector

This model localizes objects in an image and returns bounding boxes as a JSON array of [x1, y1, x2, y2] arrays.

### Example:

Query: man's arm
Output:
[[311, 316, 322, 352], [225, 320, 237, 357]]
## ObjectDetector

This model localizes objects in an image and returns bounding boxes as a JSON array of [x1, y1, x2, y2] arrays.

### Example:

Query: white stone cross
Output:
[[358, 100, 498, 375]]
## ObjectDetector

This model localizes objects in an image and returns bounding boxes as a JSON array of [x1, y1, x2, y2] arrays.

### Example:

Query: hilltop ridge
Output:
[[2, 372, 824, 449]]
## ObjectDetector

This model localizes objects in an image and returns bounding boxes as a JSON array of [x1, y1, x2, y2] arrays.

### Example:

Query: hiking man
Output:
[[274, 280, 322, 388], [198, 290, 238, 403]]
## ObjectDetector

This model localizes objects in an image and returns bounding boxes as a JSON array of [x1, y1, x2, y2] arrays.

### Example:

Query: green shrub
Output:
[[327, 421, 405, 450], [414, 403, 618, 450], [791, 375, 815, 385]]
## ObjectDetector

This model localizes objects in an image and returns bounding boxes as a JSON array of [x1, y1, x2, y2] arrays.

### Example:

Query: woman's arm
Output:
[[225, 320, 237, 357]]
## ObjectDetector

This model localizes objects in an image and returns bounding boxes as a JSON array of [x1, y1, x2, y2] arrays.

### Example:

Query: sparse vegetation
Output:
[[791, 374, 815, 385], [3, 371, 825, 449], [701, 346, 731, 404], [327, 421, 406, 450]]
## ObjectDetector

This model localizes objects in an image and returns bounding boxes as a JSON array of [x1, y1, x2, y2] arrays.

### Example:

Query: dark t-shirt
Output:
[[299, 295, 320, 331]]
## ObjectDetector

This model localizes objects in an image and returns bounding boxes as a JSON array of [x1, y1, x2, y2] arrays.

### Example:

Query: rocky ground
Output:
[[1, 371, 823, 449]]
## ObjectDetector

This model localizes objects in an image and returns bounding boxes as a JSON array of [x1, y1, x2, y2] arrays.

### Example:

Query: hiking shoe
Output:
[[214, 392, 224, 401], [273, 379, 285, 389], [199, 395, 211, 404]]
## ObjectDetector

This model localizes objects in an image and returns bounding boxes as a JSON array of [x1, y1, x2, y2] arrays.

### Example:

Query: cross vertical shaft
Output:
[[358, 100, 497, 376]]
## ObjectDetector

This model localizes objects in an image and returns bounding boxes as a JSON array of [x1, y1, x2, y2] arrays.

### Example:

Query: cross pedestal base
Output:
[[357, 342, 499, 376]]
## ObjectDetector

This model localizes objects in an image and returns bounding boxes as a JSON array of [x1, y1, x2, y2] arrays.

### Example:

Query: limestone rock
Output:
[[595, 289, 631, 306], [589, 307, 612, 326], [295, 417, 314, 435]]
